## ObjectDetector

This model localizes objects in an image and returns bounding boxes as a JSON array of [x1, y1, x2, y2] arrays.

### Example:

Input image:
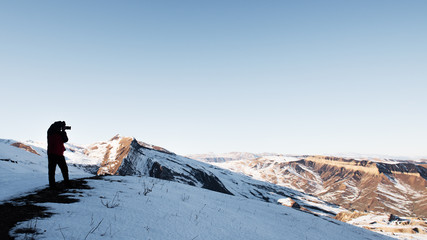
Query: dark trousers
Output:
[[48, 154, 69, 187]]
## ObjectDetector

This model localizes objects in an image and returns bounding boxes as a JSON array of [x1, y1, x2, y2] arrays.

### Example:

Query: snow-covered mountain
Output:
[[211, 154, 427, 218], [187, 152, 276, 163], [78, 135, 343, 217], [1, 136, 426, 239]]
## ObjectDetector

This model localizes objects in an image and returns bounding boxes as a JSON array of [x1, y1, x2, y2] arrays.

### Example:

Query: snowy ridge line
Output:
[[191, 151, 427, 164]]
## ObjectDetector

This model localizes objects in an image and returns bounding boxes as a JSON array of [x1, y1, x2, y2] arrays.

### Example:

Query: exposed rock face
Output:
[[10, 142, 40, 156], [216, 155, 427, 217], [97, 137, 133, 175], [334, 211, 368, 222]]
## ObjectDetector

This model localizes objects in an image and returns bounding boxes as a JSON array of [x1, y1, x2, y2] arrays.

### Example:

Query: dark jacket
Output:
[[47, 122, 68, 156]]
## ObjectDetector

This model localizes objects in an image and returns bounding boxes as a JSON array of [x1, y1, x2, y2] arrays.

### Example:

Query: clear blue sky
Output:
[[1, 1, 426, 157]]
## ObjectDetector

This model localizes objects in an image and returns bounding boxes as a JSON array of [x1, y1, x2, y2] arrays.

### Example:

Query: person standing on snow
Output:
[[47, 121, 71, 189]]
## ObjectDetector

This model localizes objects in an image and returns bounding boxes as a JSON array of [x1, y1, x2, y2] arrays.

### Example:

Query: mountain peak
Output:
[[90, 135, 175, 176], [110, 134, 122, 141], [107, 135, 174, 155]]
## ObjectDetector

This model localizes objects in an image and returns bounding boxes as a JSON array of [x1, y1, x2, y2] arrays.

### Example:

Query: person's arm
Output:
[[61, 131, 69, 143]]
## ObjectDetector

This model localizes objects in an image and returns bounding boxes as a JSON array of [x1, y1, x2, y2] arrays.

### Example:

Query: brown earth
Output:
[[335, 211, 368, 222], [10, 142, 40, 156]]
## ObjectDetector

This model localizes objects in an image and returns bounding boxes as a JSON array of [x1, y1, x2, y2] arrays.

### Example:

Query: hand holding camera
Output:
[[60, 121, 71, 131]]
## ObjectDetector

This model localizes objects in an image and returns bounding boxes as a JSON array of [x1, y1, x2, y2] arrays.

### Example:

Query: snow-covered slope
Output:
[[0, 139, 91, 201], [9, 175, 393, 240]]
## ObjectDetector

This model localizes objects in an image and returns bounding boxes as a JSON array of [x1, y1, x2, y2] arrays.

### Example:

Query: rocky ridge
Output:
[[213, 155, 427, 218]]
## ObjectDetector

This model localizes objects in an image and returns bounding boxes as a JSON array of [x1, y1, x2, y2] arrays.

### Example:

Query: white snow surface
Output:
[[11, 175, 392, 240], [0, 137, 401, 239], [0, 139, 91, 202]]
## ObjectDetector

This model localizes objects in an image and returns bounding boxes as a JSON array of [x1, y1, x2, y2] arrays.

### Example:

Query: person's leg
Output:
[[48, 154, 57, 188], [57, 155, 70, 184]]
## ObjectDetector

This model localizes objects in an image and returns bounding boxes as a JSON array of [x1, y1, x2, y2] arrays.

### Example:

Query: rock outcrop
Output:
[[10, 142, 40, 156]]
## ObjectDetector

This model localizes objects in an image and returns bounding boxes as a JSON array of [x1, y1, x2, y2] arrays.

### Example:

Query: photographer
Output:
[[47, 121, 71, 189]]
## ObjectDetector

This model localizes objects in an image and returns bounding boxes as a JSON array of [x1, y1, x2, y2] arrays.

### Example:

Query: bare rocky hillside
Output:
[[214, 155, 427, 218]]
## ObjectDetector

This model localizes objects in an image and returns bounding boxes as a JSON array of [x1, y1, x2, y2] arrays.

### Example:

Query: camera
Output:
[[61, 121, 71, 130]]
